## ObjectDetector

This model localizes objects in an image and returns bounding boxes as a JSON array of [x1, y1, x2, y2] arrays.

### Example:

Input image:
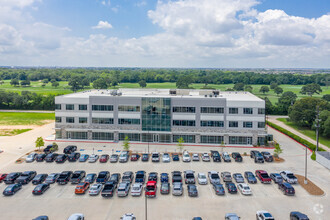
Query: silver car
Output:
[[172, 182, 183, 196], [208, 171, 221, 185], [110, 154, 119, 163], [117, 182, 130, 197], [88, 183, 103, 196], [45, 173, 59, 184], [225, 213, 240, 220], [88, 154, 99, 163], [192, 153, 200, 161], [26, 153, 38, 163], [130, 183, 143, 196], [221, 172, 232, 182], [119, 151, 129, 163], [233, 173, 244, 183], [198, 173, 208, 185], [202, 153, 210, 162]]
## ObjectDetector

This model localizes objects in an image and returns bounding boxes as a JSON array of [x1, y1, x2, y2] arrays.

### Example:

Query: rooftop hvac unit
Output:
[[213, 90, 220, 95], [169, 89, 177, 95]]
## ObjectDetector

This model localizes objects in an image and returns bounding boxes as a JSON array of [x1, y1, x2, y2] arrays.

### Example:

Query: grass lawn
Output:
[[0, 129, 32, 136], [0, 112, 55, 125], [277, 118, 330, 148]]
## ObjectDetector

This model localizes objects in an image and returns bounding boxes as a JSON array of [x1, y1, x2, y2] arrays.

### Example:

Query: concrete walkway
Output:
[[267, 115, 329, 151]]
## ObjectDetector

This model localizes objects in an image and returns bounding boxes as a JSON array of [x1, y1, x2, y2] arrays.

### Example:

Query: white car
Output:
[[119, 151, 129, 163], [89, 183, 103, 195], [197, 173, 208, 185], [222, 152, 231, 162], [67, 213, 84, 220], [237, 183, 252, 195], [120, 213, 136, 220], [88, 154, 99, 163], [202, 153, 210, 162], [225, 213, 240, 220], [182, 152, 191, 162], [26, 153, 38, 163], [192, 153, 200, 161], [131, 183, 143, 196], [280, 171, 298, 184], [151, 152, 160, 162], [256, 211, 274, 220], [162, 153, 171, 162]]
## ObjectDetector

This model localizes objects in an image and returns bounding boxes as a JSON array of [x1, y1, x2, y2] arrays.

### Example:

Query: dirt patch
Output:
[[274, 157, 285, 163], [296, 174, 324, 196]]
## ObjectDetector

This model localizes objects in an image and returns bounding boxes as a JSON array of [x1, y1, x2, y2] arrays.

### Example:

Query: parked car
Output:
[[122, 171, 134, 183], [151, 152, 160, 162], [32, 174, 48, 185], [197, 173, 207, 185], [89, 183, 103, 196], [172, 153, 180, 161], [221, 172, 232, 182], [280, 171, 298, 184], [208, 171, 221, 185], [43, 144, 55, 154], [119, 151, 129, 163], [201, 153, 210, 162], [3, 183, 22, 196], [68, 152, 80, 162], [75, 182, 90, 194], [225, 213, 240, 220], [45, 153, 58, 162], [32, 183, 50, 195], [233, 173, 244, 183], [26, 153, 38, 163], [160, 173, 169, 183], [162, 153, 171, 162], [88, 154, 99, 163], [45, 173, 59, 184], [35, 154, 47, 162], [99, 154, 110, 163], [16, 171, 37, 185], [182, 151, 191, 162], [255, 170, 271, 184], [210, 150, 221, 162], [57, 171, 73, 185], [148, 172, 158, 182], [120, 213, 136, 220], [290, 211, 309, 220], [184, 170, 195, 184], [33, 216, 49, 220], [4, 172, 22, 184], [279, 182, 295, 196], [55, 154, 68, 163], [222, 152, 231, 162], [251, 150, 264, 163], [117, 182, 130, 197], [172, 182, 183, 196], [270, 173, 283, 184], [145, 181, 157, 197], [187, 184, 198, 197], [79, 154, 89, 162], [131, 183, 143, 196], [172, 171, 182, 183], [130, 154, 140, 162], [141, 154, 149, 162], [63, 145, 77, 154], [232, 152, 243, 162], [101, 181, 117, 197], [192, 153, 200, 161], [85, 173, 97, 184], [256, 211, 274, 220], [135, 171, 146, 183], [244, 171, 257, 184], [110, 154, 119, 163], [160, 182, 170, 194], [261, 151, 273, 162], [225, 182, 238, 194], [237, 183, 252, 195], [109, 173, 121, 184], [0, 173, 8, 183], [67, 213, 84, 220], [71, 171, 86, 184], [213, 184, 225, 195], [96, 171, 110, 184]]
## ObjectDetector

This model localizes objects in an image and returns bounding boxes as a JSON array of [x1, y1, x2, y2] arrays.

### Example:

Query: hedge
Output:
[[266, 121, 325, 152]]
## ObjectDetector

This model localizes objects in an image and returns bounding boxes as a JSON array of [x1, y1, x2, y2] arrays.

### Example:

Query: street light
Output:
[[304, 144, 308, 184], [145, 192, 148, 220]]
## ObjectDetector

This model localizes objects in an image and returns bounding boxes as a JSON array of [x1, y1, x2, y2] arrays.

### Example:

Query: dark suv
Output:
[[57, 171, 73, 185], [232, 152, 242, 162], [210, 150, 221, 162], [45, 153, 58, 162], [68, 152, 81, 162], [261, 151, 273, 162], [279, 182, 295, 196], [250, 150, 264, 163], [44, 144, 56, 154], [63, 145, 77, 154], [96, 171, 110, 184], [55, 154, 68, 163], [290, 212, 309, 220], [101, 181, 117, 198], [4, 172, 22, 184], [16, 171, 37, 185], [71, 171, 86, 184], [172, 171, 182, 183]]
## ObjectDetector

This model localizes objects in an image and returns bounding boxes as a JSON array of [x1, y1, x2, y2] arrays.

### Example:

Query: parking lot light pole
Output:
[[145, 194, 148, 220], [304, 144, 308, 184]]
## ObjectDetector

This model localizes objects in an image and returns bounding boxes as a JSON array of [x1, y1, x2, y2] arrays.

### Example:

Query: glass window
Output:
[[92, 118, 113, 124], [201, 136, 224, 144], [258, 108, 265, 114], [172, 120, 195, 126], [92, 105, 113, 111], [118, 105, 140, 112], [243, 121, 253, 128], [258, 122, 265, 128], [118, 118, 140, 125], [173, 135, 195, 143], [243, 108, 253, 114], [229, 121, 238, 127], [229, 108, 238, 114], [66, 117, 74, 123], [67, 132, 87, 139], [258, 137, 265, 145], [200, 121, 224, 127], [55, 130, 62, 139], [55, 117, 62, 123], [229, 136, 252, 145], [172, 107, 196, 113], [142, 98, 171, 132], [200, 107, 224, 114], [55, 104, 61, 110], [66, 104, 74, 110], [119, 133, 140, 141], [79, 117, 88, 124], [92, 132, 114, 140], [79, 105, 87, 110]]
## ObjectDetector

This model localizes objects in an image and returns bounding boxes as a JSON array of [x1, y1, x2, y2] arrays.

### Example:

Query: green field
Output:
[[0, 112, 55, 125], [0, 129, 32, 136], [277, 118, 330, 148]]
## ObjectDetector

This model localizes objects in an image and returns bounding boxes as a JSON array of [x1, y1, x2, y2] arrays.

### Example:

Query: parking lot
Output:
[[0, 125, 329, 219]]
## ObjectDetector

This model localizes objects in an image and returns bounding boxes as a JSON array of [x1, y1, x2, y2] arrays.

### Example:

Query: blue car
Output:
[[135, 171, 146, 183], [172, 154, 179, 161], [79, 154, 89, 162], [160, 173, 169, 183]]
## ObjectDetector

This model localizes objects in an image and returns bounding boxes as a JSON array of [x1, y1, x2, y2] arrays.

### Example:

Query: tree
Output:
[[10, 78, 19, 87], [93, 78, 108, 89], [176, 75, 192, 89], [42, 79, 49, 84], [226, 88, 234, 91], [300, 83, 322, 96], [176, 137, 184, 153], [319, 110, 330, 137], [259, 86, 269, 94], [244, 85, 253, 93], [278, 91, 297, 106], [274, 86, 283, 96], [50, 142, 58, 152], [68, 75, 83, 92], [35, 137, 44, 151], [270, 82, 278, 90], [233, 83, 245, 91], [20, 79, 31, 87], [138, 80, 147, 88], [273, 143, 283, 158], [0, 80, 4, 85], [52, 81, 59, 88], [322, 94, 330, 102], [123, 136, 130, 151]]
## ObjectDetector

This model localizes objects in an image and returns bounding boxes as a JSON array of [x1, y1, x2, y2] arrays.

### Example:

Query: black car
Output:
[[35, 154, 47, 162], [3, 183, 22, 196], [172, 171, 182, 183], [57, 171, 73, 185], [210, 150, 221, 162], [32, 183, 50, 195], [55, 154, 68, 163], [96, 171, 110, 184], [135, 171, 146, 183], [71, 171, 86, 184], [232, 152, 243, 162], [63, 145, 77, 154], [290, 211, 309, 220], [141, 154, 149, 162], [261, 151, 274, 162], [43, 144, 55, 154], [45, 153, 59, 162], [244, 171, 257, 184], [122, 171, 134, 183], [4, 172, 22, 184], [16, 171, 37, 185], [32, 174, 48, 185], [225, 182, 238, 194], [213, 184, 225, 195], [109, 173, 121, 184], [187, 184, 198, 197], [68, 152, 81, 162], [148, 172, 158, 182], [172, 154, 180, 161], [279, 182, 295, 196], [101, 181, 117, 197]]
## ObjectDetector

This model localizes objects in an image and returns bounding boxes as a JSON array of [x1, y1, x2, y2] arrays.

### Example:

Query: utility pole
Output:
[[315, 106, 321, 152]]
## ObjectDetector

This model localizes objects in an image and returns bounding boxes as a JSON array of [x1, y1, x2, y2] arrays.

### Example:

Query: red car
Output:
[[131, 154, 140, 161], [75, 182, 90, 194], [255, 170, 271, 184], [99, 154, 109, 163], [145, 181, 157, 198], [0, 174, 8, 183]]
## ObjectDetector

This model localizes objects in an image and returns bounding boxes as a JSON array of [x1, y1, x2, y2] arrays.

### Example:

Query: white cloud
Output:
[[135, 1, 147, 7], [0, 0, 40, 8], [92, 21, 113, 29], [101, 0, 111, 6]]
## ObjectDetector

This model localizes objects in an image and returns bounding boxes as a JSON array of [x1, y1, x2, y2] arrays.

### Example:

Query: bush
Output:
[[266, 121, 325, 152], [50, 142, 58, 152], [311, 151, 316, 161]]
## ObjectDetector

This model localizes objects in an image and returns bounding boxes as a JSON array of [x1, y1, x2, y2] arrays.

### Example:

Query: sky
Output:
[[0, 0, 329, 68]]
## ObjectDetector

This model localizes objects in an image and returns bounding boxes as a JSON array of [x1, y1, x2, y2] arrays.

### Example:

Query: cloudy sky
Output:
[[0, 0, 329, 68]]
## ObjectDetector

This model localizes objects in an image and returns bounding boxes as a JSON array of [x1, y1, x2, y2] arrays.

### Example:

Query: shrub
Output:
[[311, 151, 316, 161]]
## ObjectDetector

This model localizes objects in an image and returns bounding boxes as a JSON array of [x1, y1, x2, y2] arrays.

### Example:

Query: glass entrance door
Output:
[[153, 134, 159, 143]]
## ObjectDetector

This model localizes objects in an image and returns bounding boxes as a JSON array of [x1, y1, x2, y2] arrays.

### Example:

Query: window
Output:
[[92, 105, 113, 111], [66, 117, 74, 123], [92, 118, 113, 124], [55, 130, 62, 139], [200, 121, 224, 127], [118, 105, 140, 112], [243, 108, 253, 114], [172, 107, 195, 113], [229, 108, 238, 114], [92, 132, 114, 140], [55, 117, 62, 123], [258, 137, 265, 145], [243, 121, 253, 128], [258, 108, 265, 114], [118, 118, 140, 125], [66, 104, 74, 110], [258, 122, 265, 128], [79, 105, 87, 110], [200, 107, 224, 114], [55, 104, 61, 110], [172, 120, 196, 126], [229, 136, 252, 145], [67, 132, 88, 140], [229, 121, 238, 127], [173, 135, 195, 143], [79, 117, 88, 124], [119, 133, 140, 141], [201, 136, 224, 144]]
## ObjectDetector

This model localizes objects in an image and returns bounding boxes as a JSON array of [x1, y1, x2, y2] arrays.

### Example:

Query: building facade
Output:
[[55, 89, 267, 145]]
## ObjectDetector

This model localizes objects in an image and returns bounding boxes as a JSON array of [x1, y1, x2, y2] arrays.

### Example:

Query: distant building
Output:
[[55, 89, 267, 145]]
